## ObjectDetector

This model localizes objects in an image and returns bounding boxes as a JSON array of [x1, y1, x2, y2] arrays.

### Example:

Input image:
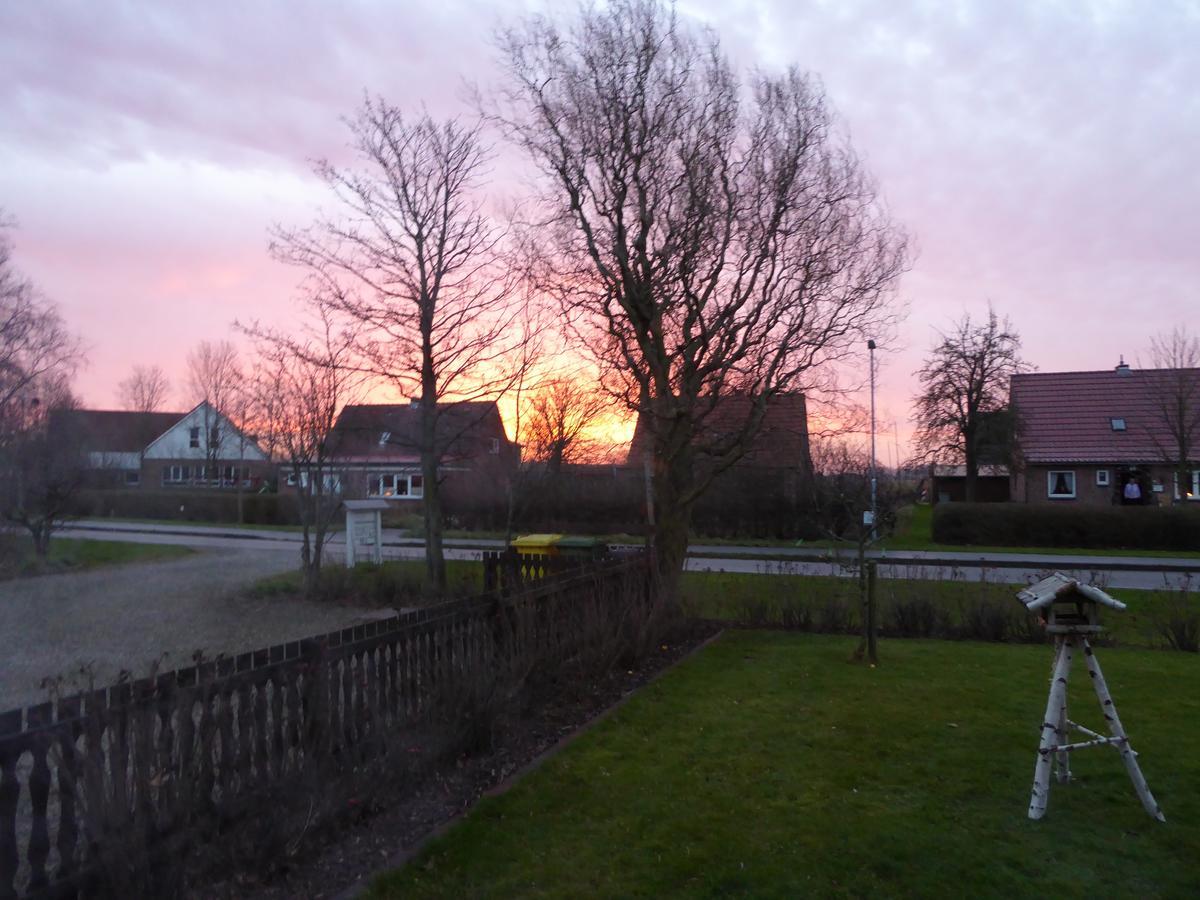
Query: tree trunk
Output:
[[651, 437, 694, 608], [32, 521, 51, 560], [964, 441, 978, 503]]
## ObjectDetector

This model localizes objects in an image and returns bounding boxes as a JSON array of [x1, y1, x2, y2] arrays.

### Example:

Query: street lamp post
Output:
[[867, 339, 877, 541]]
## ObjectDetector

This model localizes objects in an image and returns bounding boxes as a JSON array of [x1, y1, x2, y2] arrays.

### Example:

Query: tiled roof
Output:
[[330, 401, 510, 463], [626, 392, 810, 469], [58, 409, 186, 453], [1011, 368, 1200, 464]]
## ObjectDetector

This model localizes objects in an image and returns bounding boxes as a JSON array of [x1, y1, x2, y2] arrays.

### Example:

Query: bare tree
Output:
[[0, 216, 85, 560], [493, 0, 907, 592], [244, 306, 362, 595], [186, 339, 243, 486], [521, 377, 611, 475], [1145, 326, 1200, 501], [911, 307, 1027, 502], [117, 364, 171, 412], [273, 98, 523, 592], [0, 214, 83, 417], [0, 374, 85, 561]]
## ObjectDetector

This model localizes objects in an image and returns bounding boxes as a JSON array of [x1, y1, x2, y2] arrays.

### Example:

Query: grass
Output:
[[368, 631, 1200, 899], [1, 537, 192, 578], [680, 567, 1195, 651], [247, 558, 484, 606]]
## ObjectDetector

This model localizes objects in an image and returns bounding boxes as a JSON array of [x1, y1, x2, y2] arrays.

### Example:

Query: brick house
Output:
[[1010, 362, 1200, 505], [317, 400, 518, 502], [66, 402, 272, 490], [626, 392, 812, 476]]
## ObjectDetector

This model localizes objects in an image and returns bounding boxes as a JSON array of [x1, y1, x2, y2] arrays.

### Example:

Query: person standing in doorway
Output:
[[1123, 476, 1143, 505]]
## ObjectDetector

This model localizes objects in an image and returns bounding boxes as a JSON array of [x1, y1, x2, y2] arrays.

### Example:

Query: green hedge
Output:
[[932, 502, 1200, 551], [70, 489, 301, 526]]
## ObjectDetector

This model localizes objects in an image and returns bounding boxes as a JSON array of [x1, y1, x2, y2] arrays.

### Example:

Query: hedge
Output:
[[932, 502, 1200, 551], [70, 489, 302, 526]]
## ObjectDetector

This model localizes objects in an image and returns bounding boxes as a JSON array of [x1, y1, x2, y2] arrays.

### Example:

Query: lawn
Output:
[[680, 568, 1197, 651], [1, 536, 192, 578], [369, 632, 1200, 899]]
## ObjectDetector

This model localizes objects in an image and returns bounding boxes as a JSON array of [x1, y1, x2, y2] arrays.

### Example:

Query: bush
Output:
[[932, 503, 1200, 551]]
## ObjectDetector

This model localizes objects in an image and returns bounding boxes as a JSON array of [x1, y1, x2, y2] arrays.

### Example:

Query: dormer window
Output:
[[189, 426, 200, 448], [380, 431, 391, 446], [1110, 418, 1126, 432]]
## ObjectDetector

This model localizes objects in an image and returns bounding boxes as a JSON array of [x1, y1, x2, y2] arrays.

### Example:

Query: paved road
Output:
[[65, 519, 1200, 571], [59, 522, 1197, 592], [0, 545, 394, 711]]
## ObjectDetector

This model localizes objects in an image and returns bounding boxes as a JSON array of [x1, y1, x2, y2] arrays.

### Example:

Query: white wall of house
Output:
[[143, 402, 268, 461]]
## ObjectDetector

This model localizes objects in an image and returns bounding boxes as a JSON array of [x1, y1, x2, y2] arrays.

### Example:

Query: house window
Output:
[[368, 472, 422, 498], [1110, 418, 1126, 431], [125, 470, 141, 486], [1191, 471, 1200, 500], [1047, 470, 1076, 499], [286, 472, 297, 487], [489, 438, 501, 455], [1096, 469, 1110, 487], [163, 464, 188, 485], [189, 426, 200, 448]]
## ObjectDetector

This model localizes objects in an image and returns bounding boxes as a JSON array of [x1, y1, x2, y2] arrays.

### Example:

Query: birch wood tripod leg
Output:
[[1054, 640, 1074, 784], [1082, 640, 1166, 822], [1029, 637, 1072, 820]]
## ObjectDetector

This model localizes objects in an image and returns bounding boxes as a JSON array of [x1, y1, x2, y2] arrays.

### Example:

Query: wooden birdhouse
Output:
[[1016, 572, 1126, 635]]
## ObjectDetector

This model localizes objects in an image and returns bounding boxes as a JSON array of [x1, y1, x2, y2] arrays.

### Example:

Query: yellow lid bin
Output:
[[510, 534, 565, 556]]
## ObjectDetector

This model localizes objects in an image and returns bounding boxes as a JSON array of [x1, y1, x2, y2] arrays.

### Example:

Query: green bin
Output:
[[555, 535, 609, 560]]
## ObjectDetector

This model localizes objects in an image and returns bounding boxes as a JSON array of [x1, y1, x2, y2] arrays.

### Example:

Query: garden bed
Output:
[[215, 619, 720, 899]]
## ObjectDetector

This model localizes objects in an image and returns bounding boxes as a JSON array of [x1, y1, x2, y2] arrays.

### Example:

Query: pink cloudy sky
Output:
[[2, 0, 1198, 465]]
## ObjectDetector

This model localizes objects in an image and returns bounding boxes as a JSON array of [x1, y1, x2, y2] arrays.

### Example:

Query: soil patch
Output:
[[213, 619, 721, 899]]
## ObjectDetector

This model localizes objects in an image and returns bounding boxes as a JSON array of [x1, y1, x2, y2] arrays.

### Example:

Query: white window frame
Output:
[[1047, 470, 1076, 499], [1110, 418, 1126, 432], [1193, 470, 1200, 500], [367, 471, 423, 499], [125, 470, 141, 486], [1096, 469, 1110, 487], [189, 426, 200, 449]]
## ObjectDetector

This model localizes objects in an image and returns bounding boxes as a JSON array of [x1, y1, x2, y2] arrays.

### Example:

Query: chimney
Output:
[[1115, 356, 1131, 376]]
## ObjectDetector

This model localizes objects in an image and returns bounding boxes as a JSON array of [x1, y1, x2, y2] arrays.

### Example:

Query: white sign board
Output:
[[344, 499, 389, 566]]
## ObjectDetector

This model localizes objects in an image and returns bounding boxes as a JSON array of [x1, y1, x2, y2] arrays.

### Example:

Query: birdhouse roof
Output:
[[1016, 573, 1126, 613]]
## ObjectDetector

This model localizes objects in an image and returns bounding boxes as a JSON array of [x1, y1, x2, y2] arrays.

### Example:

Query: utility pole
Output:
[[867, 339, 877, 541]]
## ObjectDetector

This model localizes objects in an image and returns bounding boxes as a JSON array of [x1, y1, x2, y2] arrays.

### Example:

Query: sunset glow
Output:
[[2, 1, 1197, 459]]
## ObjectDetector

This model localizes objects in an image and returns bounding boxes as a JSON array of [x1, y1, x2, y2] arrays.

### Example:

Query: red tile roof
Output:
[[1011, 368, 1200, 464], [330, 401, 511, 464], [626, 393, 810, 469], [58, 409, 186, 453]]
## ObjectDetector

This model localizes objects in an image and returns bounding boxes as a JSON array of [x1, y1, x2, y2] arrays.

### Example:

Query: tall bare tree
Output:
[[521, 377, 611, 475], [117, 364, 171, 412], [186, 339, 243, 479], [0, 216, 85, 560], [244, 306, 362, 595], [493, 0, 907, 591], [273, 98, 522, 591], [1145, 326, 1200, 501], [0, 214, 83, 417], [911, 307, 1027, 502]]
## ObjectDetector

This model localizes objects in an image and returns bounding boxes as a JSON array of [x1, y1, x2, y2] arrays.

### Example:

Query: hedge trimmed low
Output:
[[70, 489, 301, 526], [932, 502, 1200, 551]]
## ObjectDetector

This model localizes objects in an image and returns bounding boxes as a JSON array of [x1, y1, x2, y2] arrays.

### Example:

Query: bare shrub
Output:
[[1150, 576, 1199, 652], [888, 596, 950, 638]]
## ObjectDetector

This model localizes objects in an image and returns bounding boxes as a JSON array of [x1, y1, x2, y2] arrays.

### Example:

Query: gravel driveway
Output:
[[0, 546, 392, 711]]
